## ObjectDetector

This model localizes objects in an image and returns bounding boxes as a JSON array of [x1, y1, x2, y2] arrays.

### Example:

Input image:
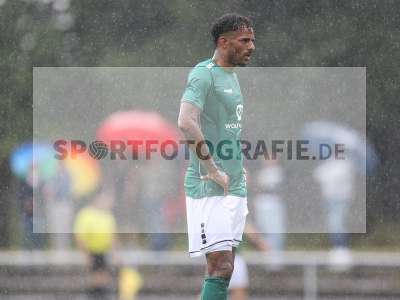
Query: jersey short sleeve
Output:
[[181, 66, 212, 111]]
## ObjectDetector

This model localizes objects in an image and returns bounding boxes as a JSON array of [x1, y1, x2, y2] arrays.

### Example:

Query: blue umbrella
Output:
[[10, 142, 59, 182], [302, 121, 378, 175]]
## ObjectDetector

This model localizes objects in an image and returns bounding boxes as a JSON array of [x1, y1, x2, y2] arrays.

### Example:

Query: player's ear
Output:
[[217, 36, 229, 48]]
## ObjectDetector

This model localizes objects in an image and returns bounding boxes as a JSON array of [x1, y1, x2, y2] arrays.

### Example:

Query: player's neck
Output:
[[212, 50, 235, 71]]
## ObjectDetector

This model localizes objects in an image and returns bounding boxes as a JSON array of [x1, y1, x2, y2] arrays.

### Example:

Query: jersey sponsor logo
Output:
[[225, 123, 242, 129]]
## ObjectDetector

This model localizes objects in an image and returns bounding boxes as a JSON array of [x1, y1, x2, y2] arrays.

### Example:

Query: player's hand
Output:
[[201, 169, 230, 196]]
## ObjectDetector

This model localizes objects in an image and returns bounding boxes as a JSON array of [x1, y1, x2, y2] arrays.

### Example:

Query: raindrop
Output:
[[63, 32, 79, 50], [16, 14, 33, 31], [60, 52, 74, 65], [52, 0, 69, 11], [54, 12, 74, 31], [39, 0, 53, 4], [20, 33, 36, 51]]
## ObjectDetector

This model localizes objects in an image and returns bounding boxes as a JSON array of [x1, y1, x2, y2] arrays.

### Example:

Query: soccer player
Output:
[[178, 13, 255, 300]]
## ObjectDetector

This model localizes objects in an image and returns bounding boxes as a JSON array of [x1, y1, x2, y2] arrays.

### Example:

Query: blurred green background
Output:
[[0, 0, 399, 249]]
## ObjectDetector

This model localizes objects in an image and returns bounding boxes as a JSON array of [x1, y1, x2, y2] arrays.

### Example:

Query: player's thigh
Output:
[[225, 196, 248, 243], [186, 196, 234, 256], [206, 250, 235, 275]]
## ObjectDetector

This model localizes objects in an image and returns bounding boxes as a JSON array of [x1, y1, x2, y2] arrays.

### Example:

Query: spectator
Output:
[[18, 163, 46, 249], [253, 158, 286, 267], [313, 158, 354, 267], [44, 162, 72, 250], [74, 188, 118, 299]]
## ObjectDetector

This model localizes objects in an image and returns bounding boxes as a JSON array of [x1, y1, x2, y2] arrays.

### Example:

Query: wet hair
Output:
[[211, 13, 253, 45]]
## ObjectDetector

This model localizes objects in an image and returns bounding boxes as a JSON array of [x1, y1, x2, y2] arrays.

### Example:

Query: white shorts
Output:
[[229, 254, 249, 289], [186, 195, 248, 257]]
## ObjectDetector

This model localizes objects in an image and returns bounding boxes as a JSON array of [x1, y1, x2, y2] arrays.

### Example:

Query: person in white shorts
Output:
[[178, 13, 255, 300]]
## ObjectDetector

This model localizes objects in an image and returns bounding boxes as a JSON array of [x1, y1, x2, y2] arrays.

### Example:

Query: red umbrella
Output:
[[97, 110, 185, 233], [97, 110, 180, 154]]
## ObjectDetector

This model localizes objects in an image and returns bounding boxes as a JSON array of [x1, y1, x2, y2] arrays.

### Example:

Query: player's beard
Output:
[[236, 57, 248, 67], [226, 49, 240, 67], [228, 49, 249, 67]]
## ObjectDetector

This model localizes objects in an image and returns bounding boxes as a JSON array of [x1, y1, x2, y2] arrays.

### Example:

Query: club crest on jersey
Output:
[[236, 104, 243, 122]]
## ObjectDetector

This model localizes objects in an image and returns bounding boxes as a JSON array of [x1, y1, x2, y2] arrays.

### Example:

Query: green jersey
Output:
[[181, 58, 246, 199]]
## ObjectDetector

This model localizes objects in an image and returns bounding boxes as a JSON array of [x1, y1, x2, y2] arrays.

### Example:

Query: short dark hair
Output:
[[211, 13, 253, 45]]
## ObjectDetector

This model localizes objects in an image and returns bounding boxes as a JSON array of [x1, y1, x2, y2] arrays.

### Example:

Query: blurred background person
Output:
[[74, 187, 118, 300], [304, 120, 379, 268], [313, 158, 355, 267], [44, 162, 72, 251], [17, 163, 47, 249], [253, 158, 286, 267], [138, 155, 178, 251], [229, 222, 269, 300], [96, 110, 182, 247]]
